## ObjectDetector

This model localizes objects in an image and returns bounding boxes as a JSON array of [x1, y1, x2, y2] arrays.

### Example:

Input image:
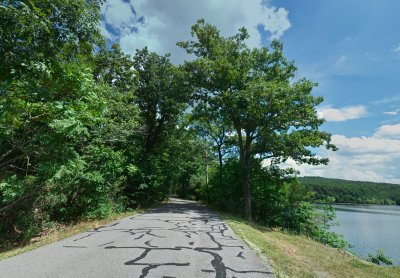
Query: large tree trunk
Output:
[[241, 156, 252, 220], [205, 148, 210, 204], [238, 129, 252, 221], [217, 145, 223, 187]]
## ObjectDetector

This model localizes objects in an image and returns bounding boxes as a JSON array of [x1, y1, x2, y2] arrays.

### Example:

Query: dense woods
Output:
[[300, 177, 400, 205], [1, 1, 344, 249]]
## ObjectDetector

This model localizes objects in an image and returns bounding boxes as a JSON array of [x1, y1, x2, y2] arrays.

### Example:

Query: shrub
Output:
[[367, 249, 393, 265]]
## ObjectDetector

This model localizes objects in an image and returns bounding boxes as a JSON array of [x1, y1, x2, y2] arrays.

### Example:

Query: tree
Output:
[[92, 43, 140, 152], [0, 0, 107, 240], [93, 43, 136, 93], [117, 48, 192, 204], [190, 103, 232, 188], [0, 0, 103, 174], [133, 48, 191, 156], [0, 0, 103, 82], [179, 19, 336, 220]]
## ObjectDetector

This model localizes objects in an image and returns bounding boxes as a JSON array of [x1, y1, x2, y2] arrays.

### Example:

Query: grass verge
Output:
[[221, 213, 400, 278], [0, 210, 139, 261]]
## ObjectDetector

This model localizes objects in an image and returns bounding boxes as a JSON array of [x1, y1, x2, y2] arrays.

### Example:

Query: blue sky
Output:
[[279, 0, 400, 135], [100, 0, 400, 184]]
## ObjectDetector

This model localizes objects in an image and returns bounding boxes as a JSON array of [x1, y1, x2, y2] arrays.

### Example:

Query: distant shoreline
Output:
[[299, 176, 400, 206], [316, 202, 400, 206]]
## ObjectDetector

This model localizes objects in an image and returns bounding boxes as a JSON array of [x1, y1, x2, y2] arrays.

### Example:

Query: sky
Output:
[[100, 0, 400, 184]]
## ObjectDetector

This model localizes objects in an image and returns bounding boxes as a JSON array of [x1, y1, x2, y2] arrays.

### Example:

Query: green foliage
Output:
[[167, 126, 207, 199], [0, 0, 103, 82], [117, 48, 193, 207], [0, 0, 124, 244], [207, 158, 243, 213], [46, 144, 127, 220], [368, 249, 394, 265], [307, 205, 347, 248], [299, 177, 400, 205]]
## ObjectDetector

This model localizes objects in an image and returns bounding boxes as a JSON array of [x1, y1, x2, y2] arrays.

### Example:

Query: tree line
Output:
[[0, 1, 344, 248], [300, 177, 400, 205]]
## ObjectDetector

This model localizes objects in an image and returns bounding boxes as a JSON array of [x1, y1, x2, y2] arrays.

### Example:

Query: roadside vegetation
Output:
[[1, 0, 346, 261], [224, 215, 400, 278], [299, 177, 400, 205], [0, 210, 138, 260]]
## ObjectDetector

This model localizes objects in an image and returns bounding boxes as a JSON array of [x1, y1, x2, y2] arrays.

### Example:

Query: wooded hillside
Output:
[[299, 177, 400, 205]]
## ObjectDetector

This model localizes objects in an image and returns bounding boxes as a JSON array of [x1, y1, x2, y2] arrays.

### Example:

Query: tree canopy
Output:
[[179, 19, 336, 220]]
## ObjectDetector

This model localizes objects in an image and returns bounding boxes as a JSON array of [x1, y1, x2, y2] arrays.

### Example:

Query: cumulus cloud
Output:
[[101, 0, 138, 37], [277, 129, 400, 184], [332, 134, 400, 154], [318, 105, 367, 122], [374, 123, 400, 139], [101, 0, 291, 63]]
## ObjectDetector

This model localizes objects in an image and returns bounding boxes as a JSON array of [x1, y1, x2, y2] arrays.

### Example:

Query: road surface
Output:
[[0, 198, 274, 277]]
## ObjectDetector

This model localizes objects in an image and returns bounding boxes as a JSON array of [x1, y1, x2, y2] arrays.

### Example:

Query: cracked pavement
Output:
[[0, 198, 274, 277]]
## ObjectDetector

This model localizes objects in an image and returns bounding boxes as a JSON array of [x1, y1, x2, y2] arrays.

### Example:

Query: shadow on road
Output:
[[61, 198, 274, 277]]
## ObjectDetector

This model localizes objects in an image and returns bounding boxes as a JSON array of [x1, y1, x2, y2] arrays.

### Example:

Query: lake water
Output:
[[330, 204, 400, 265]]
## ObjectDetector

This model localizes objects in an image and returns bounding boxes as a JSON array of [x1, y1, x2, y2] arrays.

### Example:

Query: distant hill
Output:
[[298, 176, 400, 205]]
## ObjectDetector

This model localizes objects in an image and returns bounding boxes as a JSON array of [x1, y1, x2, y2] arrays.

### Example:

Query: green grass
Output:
[[0, 210, 139, 261], [222, 214, 400, 278]]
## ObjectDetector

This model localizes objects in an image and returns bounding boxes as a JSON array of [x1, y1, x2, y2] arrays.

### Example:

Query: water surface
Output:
[[330, 204, 400, 265]]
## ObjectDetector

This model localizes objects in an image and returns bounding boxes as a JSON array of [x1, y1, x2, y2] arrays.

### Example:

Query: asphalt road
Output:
[[0, 198, 274, 278]]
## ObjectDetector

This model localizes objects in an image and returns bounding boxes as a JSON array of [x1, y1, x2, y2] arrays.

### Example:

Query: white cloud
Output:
[[262, 6, 291, 39], [384, 109, 400, 115], [119, 16, 164, 55], [101, 0, 137, 34], [374, 123, 400, 139], [318, 105, 367, 122], [393, 43, 400, 59], [101, 0, 291, 63], [393, 43, 400, 53], [332, 134, 400, 154], [332, 55, 362, 75], [372, 95, 400, 105], [278, 131, 400, 184], [99, 21, 114, 40], [335, 55, 347, 66]]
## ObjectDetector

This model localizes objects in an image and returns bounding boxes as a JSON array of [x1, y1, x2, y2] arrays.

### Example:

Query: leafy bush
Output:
[[368, 249, 393, 265]]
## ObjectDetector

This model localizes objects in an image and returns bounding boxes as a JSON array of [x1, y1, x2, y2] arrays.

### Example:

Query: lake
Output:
[[330, 204, 400, 265]]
